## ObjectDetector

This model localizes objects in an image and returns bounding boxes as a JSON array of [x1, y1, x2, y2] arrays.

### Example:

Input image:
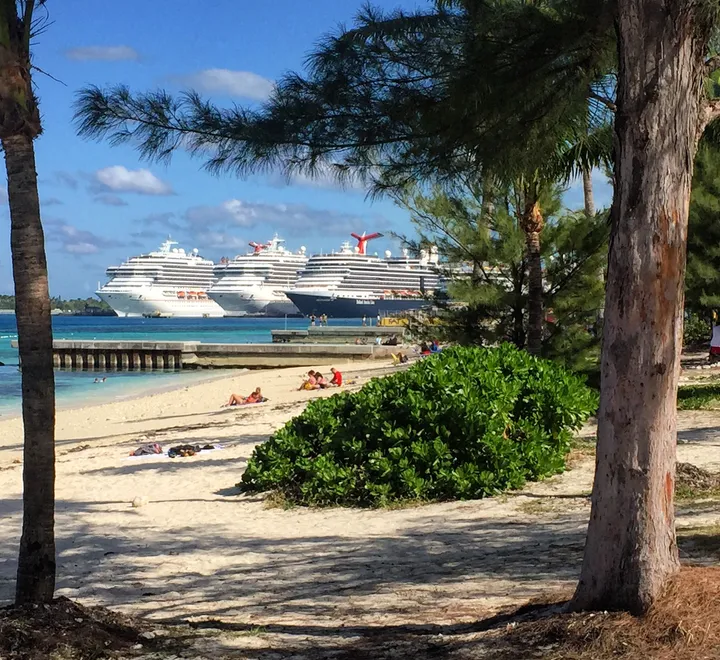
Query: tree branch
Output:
[[706, 55, 720, 76], [588, 91, 616, 113]]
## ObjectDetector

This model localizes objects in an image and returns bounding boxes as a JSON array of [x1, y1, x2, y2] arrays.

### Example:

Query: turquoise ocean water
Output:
[[0, 314, 358, 417]]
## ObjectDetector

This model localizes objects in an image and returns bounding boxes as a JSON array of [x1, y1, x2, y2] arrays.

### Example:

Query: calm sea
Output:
[[0, 314, 359, 417]]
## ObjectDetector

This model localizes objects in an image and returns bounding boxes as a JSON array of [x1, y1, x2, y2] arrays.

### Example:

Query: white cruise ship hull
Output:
[[208, 290, 299, 316], [97, 290, 225, 318]]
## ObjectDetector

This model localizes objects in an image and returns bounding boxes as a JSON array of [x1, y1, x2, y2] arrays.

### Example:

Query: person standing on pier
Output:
[[310, 314, 316, 326], [362, 315, 367, 326]]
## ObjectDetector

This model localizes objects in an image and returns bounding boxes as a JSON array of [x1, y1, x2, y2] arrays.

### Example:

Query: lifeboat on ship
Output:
[[177, 291, 186, 299]]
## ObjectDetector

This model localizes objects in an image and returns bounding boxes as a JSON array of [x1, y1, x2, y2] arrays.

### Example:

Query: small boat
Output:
[[143, 311, 173, 319]]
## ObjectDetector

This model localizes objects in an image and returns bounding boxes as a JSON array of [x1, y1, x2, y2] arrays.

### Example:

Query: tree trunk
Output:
[[582, 167, 595, 218], [572, 0, 709, 614], [6, 133, 57, 605], [511, 265, 526, 348], [522, 198, 544, 354], [512, 296, 525, 348]]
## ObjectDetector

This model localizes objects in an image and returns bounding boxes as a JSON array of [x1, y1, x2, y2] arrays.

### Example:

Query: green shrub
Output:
[[677, 383, 720, 410], [684, 313, 711, 347], [239, 345, 598, 507]]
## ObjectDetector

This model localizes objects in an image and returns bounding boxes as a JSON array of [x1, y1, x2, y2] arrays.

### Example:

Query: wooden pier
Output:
[[271, 326, 406, 344], [11, 340, 398, 371]]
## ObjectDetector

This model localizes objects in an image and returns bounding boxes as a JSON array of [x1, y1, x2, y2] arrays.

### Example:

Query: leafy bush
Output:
[[677, 384, 720, 410], [239, 345, 598, 507], [684, 313, 711, 347]]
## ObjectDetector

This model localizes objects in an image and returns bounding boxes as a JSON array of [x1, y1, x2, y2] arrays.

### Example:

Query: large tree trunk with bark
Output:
[[582, 167, 595, 218], [6, 133, 57, 605], [572, 0, 711, 614], [521, 197, 544, 354]]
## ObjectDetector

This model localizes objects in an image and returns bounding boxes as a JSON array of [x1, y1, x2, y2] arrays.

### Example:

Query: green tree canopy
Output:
[[397, 182, 608, 369]]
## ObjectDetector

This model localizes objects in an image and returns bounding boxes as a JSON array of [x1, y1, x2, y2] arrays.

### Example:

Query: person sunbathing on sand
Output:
[[299, 370, 318, 390], [315, 372, 329, 389], [224, 387, 264, 407]]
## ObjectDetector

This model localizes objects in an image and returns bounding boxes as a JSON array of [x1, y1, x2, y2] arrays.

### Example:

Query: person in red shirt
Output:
[[330, 367, 343, 387]]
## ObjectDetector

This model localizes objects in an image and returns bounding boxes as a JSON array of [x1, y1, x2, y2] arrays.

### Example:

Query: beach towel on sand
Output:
[[168, 443, 216, 458]]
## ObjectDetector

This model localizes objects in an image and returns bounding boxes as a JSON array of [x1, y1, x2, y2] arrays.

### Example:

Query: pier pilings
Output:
[[10, 339, 398, 372]]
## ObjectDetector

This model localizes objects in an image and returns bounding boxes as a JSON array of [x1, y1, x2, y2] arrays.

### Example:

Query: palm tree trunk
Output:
[[571, 0, 709, 613], [582, 167, 595, 218], [5, 132, 57, 605], [522, 198, 544, 354]]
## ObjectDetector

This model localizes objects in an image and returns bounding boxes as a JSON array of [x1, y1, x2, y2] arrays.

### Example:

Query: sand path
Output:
[[1, 363, 719, 657]]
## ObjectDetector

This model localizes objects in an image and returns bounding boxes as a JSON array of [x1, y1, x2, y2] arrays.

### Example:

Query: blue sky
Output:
[[0, 0, 613, 298]]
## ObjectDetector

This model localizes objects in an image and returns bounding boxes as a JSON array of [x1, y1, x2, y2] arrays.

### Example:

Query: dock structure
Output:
[[272, 326, 407, 344], [11, 340, 398, 371]]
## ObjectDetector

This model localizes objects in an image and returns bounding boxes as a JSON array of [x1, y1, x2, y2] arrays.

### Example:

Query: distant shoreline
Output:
[[0, 311, 116, 317]]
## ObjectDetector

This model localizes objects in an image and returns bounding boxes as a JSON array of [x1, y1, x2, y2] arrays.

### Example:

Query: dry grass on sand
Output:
[[475, 566, 720, 660], [0, 596, 177, 660], [4, 567, 720, 660], [282, 566, 720, 659]]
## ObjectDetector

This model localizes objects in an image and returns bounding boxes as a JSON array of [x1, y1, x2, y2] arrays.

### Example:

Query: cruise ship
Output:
[[208, 236, 308, 316], [96, 240, 224, 318], [284, 232, 444, 317]]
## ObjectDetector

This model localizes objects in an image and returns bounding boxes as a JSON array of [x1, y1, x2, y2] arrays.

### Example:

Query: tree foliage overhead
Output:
[[73, 0, 615, 193]]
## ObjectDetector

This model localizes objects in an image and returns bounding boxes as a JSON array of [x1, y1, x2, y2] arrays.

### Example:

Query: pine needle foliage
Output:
[[73, 0, 615, 194]]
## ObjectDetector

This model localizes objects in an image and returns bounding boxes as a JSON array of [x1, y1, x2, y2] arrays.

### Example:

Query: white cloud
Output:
[[93, 166, 173, 196], [65, 242, 101, 255], [45, 219, 125, 255], [42, 197, 63, 207], [185, 198, 388, 238], [195, 231, 249, 250], [65, 45, 139, 62], [186, 199, 259, 227], [94, 194, 129, 207], [180, 69, 274, 100]]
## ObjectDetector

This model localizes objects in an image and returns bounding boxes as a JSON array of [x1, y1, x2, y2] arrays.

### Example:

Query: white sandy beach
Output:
[[1, 360, 719, 657]]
